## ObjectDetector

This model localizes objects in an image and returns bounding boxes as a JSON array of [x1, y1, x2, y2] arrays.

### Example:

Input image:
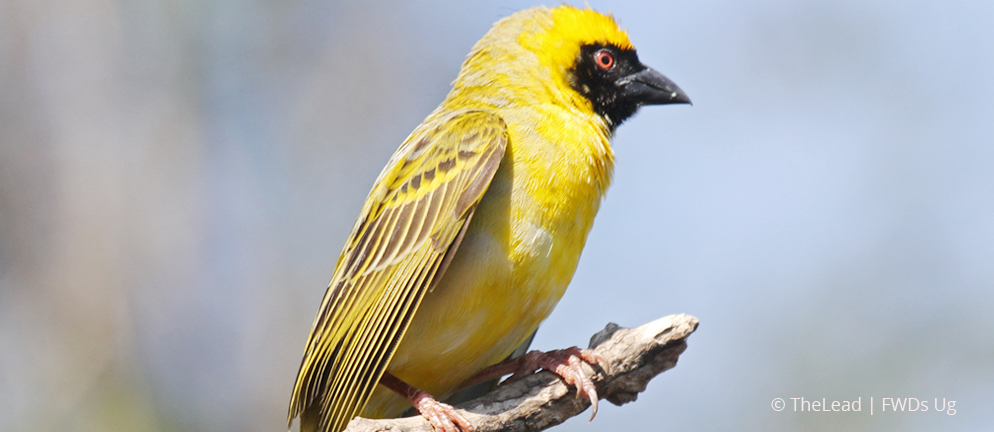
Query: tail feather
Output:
[[298, 402, 321, 432]]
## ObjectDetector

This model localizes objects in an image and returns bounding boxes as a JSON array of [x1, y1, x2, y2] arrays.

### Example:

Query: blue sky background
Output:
[[0, 1, 991, 431]]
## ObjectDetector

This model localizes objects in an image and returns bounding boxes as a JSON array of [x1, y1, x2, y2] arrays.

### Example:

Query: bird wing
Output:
[[289, 110, 508, 432]]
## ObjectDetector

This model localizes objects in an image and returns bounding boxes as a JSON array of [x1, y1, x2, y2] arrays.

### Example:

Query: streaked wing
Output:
[[288, 110, 508, 432]]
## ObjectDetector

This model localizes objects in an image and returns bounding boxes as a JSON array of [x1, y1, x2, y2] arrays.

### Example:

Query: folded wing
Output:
[[289, 110, 508, 432]]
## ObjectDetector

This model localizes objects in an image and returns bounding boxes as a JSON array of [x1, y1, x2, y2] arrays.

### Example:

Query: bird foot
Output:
[[381, 372, 473, 432], [411, 392, 474, 432], [468, 347, 606, 421]]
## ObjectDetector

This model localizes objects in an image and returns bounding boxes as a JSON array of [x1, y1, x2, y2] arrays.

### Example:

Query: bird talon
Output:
[[583, 350, 610, 374], [414, 395, 473, 432], [587, 386, 599, 421], [524, 347, 603, 419]]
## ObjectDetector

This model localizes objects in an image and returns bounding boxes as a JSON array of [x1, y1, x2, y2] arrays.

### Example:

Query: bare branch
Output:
[[344, 314, 699, 432]]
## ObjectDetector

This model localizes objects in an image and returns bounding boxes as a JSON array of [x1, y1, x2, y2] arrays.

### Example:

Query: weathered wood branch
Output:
[[344, 314, 699, 432]]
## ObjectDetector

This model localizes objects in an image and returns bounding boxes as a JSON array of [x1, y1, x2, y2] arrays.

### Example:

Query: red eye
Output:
[[594, 49, 614, 70]]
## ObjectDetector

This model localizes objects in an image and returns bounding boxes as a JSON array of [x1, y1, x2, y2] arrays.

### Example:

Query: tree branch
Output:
[[344, 314, 699, 432]]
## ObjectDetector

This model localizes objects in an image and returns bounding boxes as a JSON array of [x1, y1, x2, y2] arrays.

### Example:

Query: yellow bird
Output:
[[288, 5, 689, 432]]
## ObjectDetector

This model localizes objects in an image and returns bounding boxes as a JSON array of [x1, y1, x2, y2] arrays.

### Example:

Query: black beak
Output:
[[617, 66, 691, 106]]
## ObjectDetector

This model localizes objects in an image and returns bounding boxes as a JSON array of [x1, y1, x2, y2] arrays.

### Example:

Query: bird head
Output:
[[451, 5, 690, 129]]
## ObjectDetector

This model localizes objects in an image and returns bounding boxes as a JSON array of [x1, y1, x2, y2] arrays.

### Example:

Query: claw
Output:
[[464, 346, 604, 421], [585, 384, 599, 421], [580, 349, 610, 375], [380, 372, 474, 432], [555, 349, 599, 420], [413, 395, 473, 432]]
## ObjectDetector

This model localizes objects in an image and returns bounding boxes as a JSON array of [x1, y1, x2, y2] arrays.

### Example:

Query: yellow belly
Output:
[[360, 158, 600, 418]]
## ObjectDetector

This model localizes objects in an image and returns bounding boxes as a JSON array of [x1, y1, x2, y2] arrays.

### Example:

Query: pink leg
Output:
[[380, 372, 474, 432], [464, 347, 607, 420]]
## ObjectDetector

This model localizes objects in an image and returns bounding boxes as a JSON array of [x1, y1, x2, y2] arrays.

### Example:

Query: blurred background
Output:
[[1, 0, 992, 431]]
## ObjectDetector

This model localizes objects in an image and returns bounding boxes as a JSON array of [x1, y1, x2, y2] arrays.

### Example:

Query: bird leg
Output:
[[462, 347, 607, 421], [379, 372, 474, 432]]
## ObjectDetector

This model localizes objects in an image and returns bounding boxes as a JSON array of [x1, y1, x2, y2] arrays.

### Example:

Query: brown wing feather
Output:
[[288, 110, 508, 432]]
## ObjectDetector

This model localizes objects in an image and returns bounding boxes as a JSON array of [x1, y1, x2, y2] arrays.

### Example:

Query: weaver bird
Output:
[[289, 5, 689, 432]]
